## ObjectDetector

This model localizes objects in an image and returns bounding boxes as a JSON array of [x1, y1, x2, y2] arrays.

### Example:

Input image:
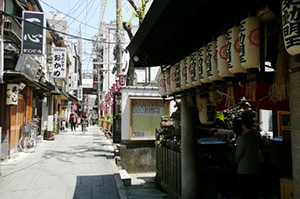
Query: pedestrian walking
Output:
[[69, 111, 78, 131]]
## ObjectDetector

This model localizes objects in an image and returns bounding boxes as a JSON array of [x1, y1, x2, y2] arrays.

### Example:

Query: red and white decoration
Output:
[[216, 34, 233, 79]]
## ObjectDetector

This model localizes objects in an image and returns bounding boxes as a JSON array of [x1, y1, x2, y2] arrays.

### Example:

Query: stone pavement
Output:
[[0, 126, 127, 199]]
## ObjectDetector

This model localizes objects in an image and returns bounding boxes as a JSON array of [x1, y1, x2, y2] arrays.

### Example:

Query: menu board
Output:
[[130, 100, 170, 140]]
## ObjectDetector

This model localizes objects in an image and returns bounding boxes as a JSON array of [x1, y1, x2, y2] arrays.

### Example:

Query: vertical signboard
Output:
[[70, 73, 78, 90], [52, 47, 67, 78], [78, 86, 83, 101], [6, 84, 19, 105], [21, 11, 46, 55]]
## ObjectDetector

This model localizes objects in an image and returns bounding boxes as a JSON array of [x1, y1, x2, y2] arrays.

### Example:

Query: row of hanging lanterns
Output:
[[156, 16, 261, 124], [99, 71, 127, 113]]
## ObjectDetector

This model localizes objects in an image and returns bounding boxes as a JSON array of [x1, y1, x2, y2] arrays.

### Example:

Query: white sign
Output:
[[70, 73, 78, 90], [52, 47, 67, 78], [78, 86, 83, 100], [132, 101, 164, 115], [6, 84, 19, 105], [47, 115, 54, 131]]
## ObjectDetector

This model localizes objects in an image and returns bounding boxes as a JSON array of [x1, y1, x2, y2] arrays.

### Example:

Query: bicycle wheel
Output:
[[19, 134, 37, 153]]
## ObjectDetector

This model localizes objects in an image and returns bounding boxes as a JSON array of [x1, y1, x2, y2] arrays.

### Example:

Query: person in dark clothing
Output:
[[235, 110, 260, 199], [81, 112, 88, 132], [69, 112, 78, 131]]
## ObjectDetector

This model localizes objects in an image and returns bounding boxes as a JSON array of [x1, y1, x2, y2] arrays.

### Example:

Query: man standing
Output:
[[69, 112, 78, 131], [235, 110, 260, 199]]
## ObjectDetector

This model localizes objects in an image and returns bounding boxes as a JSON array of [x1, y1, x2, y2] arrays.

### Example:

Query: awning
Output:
[[4, 70, 50, 92], [127, 0, 281, 68]]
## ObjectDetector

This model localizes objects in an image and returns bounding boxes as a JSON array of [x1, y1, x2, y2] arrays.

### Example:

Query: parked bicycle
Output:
[[19, 118, 39, 153]]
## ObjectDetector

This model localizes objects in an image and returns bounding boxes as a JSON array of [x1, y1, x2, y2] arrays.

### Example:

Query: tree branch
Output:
[[122, 22, 133, 40]]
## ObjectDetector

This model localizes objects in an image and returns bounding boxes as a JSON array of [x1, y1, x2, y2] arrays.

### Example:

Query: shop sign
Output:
[[282, 0, 300, 56], [77, 86, 83, 101], [6, 84, 18, 105], [226, 26, 247, 74], [15, 54, 39, 79], [239, 16, 260, 70], [52, 47, 67, 78], [70, 73, 78, 90], [21, 11, 45, 55], [216, 34, 233, 79]]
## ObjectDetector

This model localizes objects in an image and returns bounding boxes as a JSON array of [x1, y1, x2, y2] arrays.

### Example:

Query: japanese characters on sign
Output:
[[216, 34, 233, 79], [170, 65, 177, 93], [77, 86, 83, 101], [174, 62, 182, 91], [239, 16, 260, 70], [52, 47, 67, 78], [282, 0, 300, 56], [185, 55, 194, 88], [70, 73, 78, 90], [226, 26, 247, 74], [207, 41, 222, 82], [22, 11, 46, 55], [198, 97, 216, 124], [6, 84, 19, 105], [132, 101, 164, 115]]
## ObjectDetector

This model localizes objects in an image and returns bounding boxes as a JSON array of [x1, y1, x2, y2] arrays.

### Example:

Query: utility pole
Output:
[[116, 0, 122, 76]]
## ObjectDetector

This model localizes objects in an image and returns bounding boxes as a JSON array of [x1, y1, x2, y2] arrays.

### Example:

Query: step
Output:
[[119, 169, 131, 186]]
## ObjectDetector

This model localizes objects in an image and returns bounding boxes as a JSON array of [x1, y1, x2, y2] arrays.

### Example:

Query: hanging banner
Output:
[[70, 73, 78, 90], [21, 11, 46, 55], [239, 16, 260, 70], [226, 26, 247, 75], [216, 34, 233, 80], [282, 0, 300, 56], [6, 84, 19, 105], [52, 47, 67, 78], [77, 86, 83, 101]]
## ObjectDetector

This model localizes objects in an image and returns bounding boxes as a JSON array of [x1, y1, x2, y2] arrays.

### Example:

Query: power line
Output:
[[0, 11, 129, 44], [39, 0, 99, 31]]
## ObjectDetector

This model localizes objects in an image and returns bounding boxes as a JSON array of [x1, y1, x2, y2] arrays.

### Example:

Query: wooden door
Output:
[[9, 94, 25, 154]]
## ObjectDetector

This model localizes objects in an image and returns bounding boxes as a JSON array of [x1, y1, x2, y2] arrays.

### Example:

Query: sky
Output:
[[40, 0, 140, 72]]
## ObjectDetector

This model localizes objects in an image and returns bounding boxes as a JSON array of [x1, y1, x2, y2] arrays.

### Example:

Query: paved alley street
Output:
[[0, 126, 126, 199]]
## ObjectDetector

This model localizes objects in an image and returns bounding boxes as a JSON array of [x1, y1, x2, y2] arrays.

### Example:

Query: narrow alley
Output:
[[0, 126, 125, 199]]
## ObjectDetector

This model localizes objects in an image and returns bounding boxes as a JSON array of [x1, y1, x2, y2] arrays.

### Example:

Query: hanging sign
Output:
[[70, 73, 78, 90], [239, 16, 260, 71], [21, 11, 46, 55], [207, 41, 222, 82], [185, 56, 194, 88], [282, 1, 300, 56], [199, 46, 211, 84], [191, 51, 202, 87], [226, 26, 247, 75], [52, 47, 67, 78], [170, 65, 177, 93], [77, 86, 83, 101], [6, 84, 19, 105], [174, 62, 183, 92], [180, 59, 188, 90], [165, 69, 172, 95], [216, 34, 233, 80], [198, 97, 216, 124]]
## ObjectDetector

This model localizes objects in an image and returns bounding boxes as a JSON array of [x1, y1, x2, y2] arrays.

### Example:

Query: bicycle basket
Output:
[[20, 124, 31, 133]]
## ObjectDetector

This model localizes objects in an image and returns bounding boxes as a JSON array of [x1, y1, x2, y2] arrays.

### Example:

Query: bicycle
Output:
[[19, 119, 39, 153]]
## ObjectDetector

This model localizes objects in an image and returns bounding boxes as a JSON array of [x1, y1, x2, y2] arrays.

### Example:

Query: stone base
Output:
[[119, 145, 156, 173]]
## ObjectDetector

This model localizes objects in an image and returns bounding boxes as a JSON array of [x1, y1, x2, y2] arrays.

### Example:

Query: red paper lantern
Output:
[[118, 70, 126, 86]]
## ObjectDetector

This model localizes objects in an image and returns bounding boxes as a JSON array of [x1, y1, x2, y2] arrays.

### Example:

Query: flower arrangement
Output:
[[156, 135, 181, 152]]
